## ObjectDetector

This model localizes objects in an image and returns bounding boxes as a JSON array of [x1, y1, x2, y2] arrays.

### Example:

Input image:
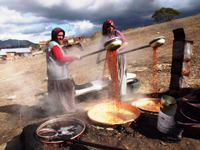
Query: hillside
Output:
[[0, 14, 200, 150], [0, 39, 35, 48]]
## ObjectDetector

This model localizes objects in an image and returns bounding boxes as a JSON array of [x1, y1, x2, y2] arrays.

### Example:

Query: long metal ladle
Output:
[[80, 48, 105, 59], [80, 36, 165, 59], [160, 94, 193, 109], [66, 36, 165, 66]]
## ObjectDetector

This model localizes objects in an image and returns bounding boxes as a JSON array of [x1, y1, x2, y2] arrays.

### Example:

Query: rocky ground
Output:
[[0, 14, 200, 150]]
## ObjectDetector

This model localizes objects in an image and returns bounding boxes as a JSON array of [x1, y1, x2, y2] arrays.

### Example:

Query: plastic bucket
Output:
[[157, 107, 176, 134]]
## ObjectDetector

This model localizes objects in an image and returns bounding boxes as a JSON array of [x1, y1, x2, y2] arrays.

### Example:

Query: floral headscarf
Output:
[[102, 19, 115, 35], [51, 27, 65, 41]]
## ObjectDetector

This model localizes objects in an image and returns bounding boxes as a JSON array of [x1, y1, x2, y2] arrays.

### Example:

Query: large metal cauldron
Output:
[[132, 98, 161, 113], [35, 117, 86, 145], [87, 102, 141, 128], [35, 117, 127, 150]]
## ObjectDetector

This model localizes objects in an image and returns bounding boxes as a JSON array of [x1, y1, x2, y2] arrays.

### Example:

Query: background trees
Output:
[[152, 7, 182, 22]]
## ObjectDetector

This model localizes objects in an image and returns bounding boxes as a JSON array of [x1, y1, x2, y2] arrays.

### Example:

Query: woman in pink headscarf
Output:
[[96, 19, 128, 99], [46, 27, 81, 113]]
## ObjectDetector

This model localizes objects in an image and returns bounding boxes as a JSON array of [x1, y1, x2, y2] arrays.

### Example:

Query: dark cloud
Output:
[[20, 26, 46, 34], [3, 0, 199, 26], [1, 0, 200, 42]]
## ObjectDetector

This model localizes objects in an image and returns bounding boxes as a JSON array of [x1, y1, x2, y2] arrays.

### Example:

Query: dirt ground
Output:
[[0, 14, 200, 150]]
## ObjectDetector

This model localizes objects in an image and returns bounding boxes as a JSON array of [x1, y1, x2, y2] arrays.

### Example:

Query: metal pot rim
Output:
[[35, 117, 86, 144]]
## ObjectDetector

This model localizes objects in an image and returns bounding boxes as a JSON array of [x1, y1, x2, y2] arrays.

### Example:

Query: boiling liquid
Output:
[[88, 103, 138, 124]]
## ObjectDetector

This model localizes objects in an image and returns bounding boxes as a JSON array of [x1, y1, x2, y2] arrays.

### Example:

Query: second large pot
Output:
[[87, 102, 141, 127]]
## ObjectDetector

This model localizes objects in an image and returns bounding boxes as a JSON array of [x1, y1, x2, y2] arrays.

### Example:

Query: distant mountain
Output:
[[0, 39, 36, 49]]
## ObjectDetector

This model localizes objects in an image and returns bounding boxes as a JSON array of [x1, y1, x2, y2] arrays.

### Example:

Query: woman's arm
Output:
[[115, 30, 128, 54], [117, 41, 128, 52], [50, 45, 80, 62]]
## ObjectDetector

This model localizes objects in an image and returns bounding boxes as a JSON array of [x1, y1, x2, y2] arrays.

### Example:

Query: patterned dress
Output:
[[174, 88, 200, 129]]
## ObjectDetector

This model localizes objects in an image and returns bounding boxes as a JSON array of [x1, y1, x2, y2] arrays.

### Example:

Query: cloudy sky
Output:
[[0, 0, 199, 43]]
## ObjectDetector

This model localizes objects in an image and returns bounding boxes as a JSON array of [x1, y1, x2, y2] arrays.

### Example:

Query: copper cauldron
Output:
[[87, 102, 141, 128]]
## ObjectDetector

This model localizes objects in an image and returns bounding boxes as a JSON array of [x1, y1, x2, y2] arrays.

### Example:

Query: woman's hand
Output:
[[116, 49, 120, 56], [74, 55, 81, 60], [96, 59, 101, 64], [180, 95, 197, 102]]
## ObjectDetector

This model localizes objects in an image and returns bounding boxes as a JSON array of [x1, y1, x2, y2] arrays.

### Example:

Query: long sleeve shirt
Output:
[[49, 45, 75, 62], [46, 41, 72, 80]]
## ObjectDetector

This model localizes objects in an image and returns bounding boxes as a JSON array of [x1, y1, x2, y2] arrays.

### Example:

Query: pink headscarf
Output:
[[51, 27, 65, 41], [102, 19, 115, 35]]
